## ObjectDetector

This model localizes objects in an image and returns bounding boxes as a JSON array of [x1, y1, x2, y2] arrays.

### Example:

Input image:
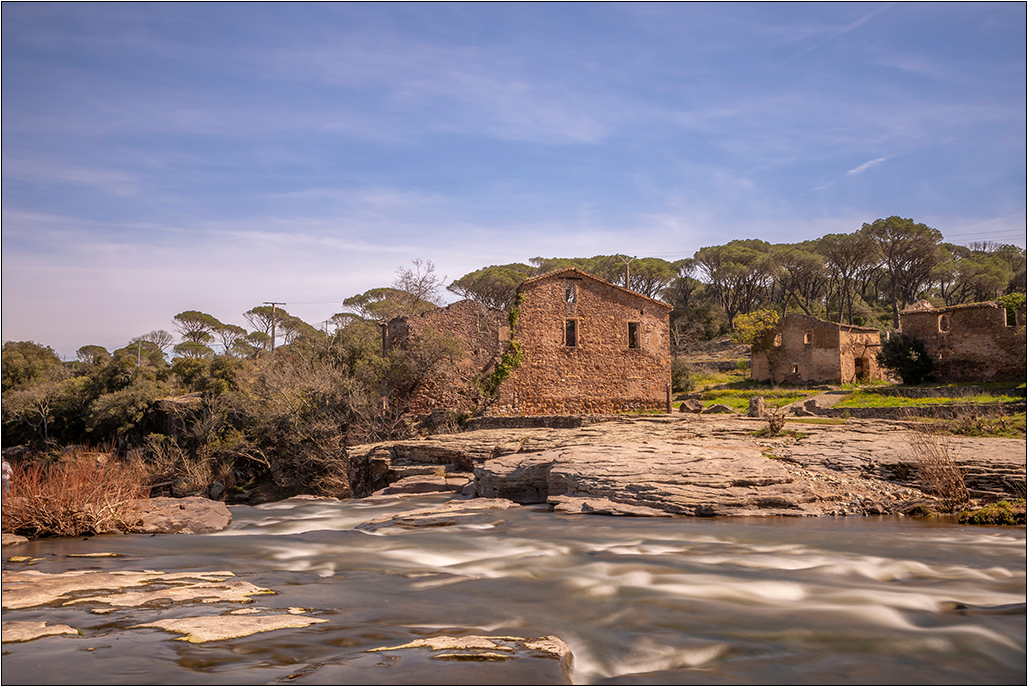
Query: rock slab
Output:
[[124, 497, 231, 534]]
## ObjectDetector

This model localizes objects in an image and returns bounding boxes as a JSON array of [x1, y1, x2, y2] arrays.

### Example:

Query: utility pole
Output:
[[264, 302, 286, 351], [617, 254, 638, 289]]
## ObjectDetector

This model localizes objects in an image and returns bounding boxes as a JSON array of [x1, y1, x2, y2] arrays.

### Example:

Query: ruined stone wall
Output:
[[900, 303, 1026, 383], [393, 300, 509, 414], [489, 273, 672, 415], [751, 315, 882, 384]]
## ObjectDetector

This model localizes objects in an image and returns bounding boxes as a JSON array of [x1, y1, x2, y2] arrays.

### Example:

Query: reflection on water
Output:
[[2, 494, 1025, 685]]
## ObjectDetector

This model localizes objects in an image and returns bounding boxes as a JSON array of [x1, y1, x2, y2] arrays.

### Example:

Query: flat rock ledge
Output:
[[122, 496, 232, 534], [355, 498, 520, 533], [475, 440, 924, 517]]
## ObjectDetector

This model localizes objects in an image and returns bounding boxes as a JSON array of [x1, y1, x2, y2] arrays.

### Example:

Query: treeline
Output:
[[447, 217, 1026, 347]]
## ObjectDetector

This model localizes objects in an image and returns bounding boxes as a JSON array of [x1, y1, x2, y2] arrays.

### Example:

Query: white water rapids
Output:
[[2, 494, 1024, 684]]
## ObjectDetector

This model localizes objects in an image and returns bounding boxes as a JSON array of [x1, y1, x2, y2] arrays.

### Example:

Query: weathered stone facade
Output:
[[751, 314, 883, 385], [489, 267, 673, 415], [898, 301, 1025, 383], [389, 299, 509, 414]]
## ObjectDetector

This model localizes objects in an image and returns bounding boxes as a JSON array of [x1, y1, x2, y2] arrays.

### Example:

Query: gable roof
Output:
[[518, 266, 673, 310]]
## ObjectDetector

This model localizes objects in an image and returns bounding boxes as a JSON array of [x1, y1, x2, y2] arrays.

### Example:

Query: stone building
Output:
[[388, 267, 673, 416], [898, 301, 1025, 383], [489, 267, 673, 415], [750, 314, 883, 385]]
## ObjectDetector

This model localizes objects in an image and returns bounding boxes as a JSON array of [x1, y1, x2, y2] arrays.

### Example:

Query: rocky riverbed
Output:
[[347, 414, 1026, 516]]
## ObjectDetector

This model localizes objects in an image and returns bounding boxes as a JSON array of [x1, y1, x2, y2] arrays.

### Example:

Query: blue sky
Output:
[[3, 2, 1025, 357]]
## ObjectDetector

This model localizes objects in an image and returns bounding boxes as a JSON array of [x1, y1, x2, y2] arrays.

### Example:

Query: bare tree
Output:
[[133, 330, 175, 353], [393, 259, 446, 316]]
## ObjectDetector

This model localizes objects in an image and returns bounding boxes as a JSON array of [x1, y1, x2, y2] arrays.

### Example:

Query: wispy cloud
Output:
[[846, 155, 894, 176], [782, 3, 895, 63]]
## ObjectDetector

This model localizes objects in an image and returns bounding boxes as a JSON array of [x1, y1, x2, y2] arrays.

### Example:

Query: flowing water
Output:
[[2, 495, 1025, 685]]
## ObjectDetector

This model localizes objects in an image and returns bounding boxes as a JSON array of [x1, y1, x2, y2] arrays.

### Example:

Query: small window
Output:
[[774, 333, 782, 347], [938, 314, 949, 332], [628, 322, 639, 349], [791, 365, 799, 374], [803, 330, 813, 345], [565, 319, 577, 347], [565, 280, 576, 303]]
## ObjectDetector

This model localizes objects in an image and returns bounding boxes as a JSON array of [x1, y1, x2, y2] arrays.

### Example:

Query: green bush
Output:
[[877, 333, 933, 384], [671, 357, 694, 393]]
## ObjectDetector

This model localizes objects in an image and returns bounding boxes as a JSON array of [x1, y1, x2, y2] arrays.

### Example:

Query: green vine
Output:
[[485, 292, 525, 395]]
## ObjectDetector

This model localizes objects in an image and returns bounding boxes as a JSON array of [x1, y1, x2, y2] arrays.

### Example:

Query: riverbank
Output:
[[347, 414, 1026, 516]]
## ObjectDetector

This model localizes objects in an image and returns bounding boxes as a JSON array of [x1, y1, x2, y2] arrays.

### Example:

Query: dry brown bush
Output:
[[906, 421, 970, 511], [1, 449, 149, 537]]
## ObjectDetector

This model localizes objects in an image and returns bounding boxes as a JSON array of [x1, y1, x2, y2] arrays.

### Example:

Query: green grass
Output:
[[918, 412, 1026, 439], [835, 390, 1022, 408], [698, 388, 820, 411]]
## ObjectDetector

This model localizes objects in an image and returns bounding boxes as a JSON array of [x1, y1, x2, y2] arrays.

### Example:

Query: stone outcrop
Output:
[[122, 497, 232, 535], [355, 498, 520, 533], [347, 415, 1026, 512], [474, 441, 923, 517]]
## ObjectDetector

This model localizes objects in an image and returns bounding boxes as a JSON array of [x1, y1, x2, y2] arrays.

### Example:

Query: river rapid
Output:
[[2, 494, 1025, 685]]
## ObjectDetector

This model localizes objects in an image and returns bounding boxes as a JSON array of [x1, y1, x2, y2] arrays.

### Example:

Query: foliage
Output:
[[958, 500, 1026, 526], [447, 263, 534, 309], [670, 357, 694, 393], [997, 292, 1026, 326], [484, 292, 525, 394], [2, 341, 64, 392], [731, 308, 781, 385], [1, 450, 150, 538], [76, 345, 111, 366], [173, 310, 222, 344], [876, 333, 933, 385]]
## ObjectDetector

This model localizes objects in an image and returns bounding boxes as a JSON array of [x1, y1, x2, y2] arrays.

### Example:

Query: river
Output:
[[2, 495, 1025, 685]]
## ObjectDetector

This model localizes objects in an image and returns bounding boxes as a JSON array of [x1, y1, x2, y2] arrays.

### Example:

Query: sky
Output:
[[2, 2, 1025, 358]]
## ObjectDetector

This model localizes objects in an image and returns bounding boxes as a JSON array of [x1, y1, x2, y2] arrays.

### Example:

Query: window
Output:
[[791, 365, 799, 374], [804, 330, 813, 345], [774, 333, 782, 347], [938, 314, 949, 332], [565, 280, 576, 303], [565, 319, 577, 347], [628, 322, 639, 349]]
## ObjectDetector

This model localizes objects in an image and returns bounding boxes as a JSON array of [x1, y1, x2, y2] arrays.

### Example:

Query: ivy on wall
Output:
[[485, 292, 525, 395]]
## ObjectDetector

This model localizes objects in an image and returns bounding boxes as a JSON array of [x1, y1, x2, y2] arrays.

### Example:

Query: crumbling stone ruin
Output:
[[898, 301, 1026, 383], [388, 267, 673, 417], [750, 314, 883, 385]]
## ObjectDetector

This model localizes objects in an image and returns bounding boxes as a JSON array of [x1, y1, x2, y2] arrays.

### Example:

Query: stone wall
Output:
[[489, 269, 672, 415], [899, 302, 1025, 383], [751, 314, 882, 384], [392, 300, 509, 414]]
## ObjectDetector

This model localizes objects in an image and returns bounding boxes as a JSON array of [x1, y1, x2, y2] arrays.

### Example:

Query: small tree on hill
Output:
[[731, 309, 782, 385]]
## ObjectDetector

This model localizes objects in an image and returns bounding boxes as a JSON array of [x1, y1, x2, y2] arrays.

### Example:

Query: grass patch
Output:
[[835, 390, 1022, 408], [958, 500, 1026, 526], [699, 388, 819, 411]]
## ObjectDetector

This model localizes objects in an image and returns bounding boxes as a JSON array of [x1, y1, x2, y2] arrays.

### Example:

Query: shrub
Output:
[[877, 333, 933, 384], [671, 357, 694, 393], [958, 500, 1026, 526], [1, 450, 149, 537], [906, 422, 969, 512]]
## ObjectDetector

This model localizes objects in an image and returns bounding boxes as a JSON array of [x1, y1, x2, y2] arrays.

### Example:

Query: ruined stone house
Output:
[[898, 301, 1025, 383], [750, 314, 883, 385], [388, 267, 673, 416], [489, 267, 673, 415]]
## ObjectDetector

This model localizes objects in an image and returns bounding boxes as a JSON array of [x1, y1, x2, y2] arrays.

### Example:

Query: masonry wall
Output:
[[489, 274, 671, 415], [751, 314, 882, 384], [392, 300, 509, 414], [900, 303, 1025, 383]]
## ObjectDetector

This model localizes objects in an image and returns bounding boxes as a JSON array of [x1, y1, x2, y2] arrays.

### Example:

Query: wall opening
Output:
[[791, 364, 799, 374], [628, 322, 639, 349], [854, 357, 866, 380], [565, 280, 576, 303], [565, 319, 577, 347], [804, 330, 813, 344], [938, 314, 949, 332]]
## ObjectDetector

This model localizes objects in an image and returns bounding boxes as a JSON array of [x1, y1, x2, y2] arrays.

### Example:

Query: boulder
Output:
[[679, 399, 703, 414], [2, 533, 29, 547], [355, 498, 519, 533], [123, 497, 231, 535], [701, 403, 735, 414]]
